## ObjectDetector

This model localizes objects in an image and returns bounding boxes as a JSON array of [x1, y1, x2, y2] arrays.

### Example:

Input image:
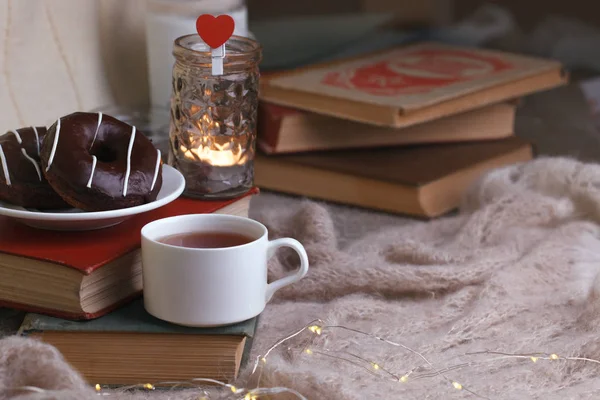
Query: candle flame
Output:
[[180, 143, 246, 167], [180, 114, 248, 166]]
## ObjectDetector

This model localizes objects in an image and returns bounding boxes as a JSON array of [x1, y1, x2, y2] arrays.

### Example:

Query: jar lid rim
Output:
[[174, 34, 261, 61]]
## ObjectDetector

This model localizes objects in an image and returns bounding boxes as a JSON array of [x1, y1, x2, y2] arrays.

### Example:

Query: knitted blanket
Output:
[[3, 156, 600, 400]]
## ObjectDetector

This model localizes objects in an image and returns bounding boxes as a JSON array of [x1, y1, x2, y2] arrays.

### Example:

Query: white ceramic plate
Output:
[[0, 165, 185, 231]]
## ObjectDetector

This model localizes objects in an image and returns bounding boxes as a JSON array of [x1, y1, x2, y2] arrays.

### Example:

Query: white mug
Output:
[[141, 214, 309, 327]]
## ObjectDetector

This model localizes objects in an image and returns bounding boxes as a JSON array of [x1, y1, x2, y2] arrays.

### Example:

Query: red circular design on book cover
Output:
[[321, 49, 515, 96]]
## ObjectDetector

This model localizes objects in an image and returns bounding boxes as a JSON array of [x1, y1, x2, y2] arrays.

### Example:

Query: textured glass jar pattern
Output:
[[168, 34, 261, 199]]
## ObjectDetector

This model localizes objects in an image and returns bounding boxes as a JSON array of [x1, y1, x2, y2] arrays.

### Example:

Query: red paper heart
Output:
[[196, 14, 235, 49]]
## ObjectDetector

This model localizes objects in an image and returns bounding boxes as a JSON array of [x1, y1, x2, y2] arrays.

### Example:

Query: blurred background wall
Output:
[[248, 0, 453, 25], [249, 0, 600, 29], [453, 0, 600, 29]]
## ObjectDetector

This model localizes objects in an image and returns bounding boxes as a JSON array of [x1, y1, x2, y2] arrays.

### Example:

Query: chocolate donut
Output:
[[40, 112, 163, 211], [0, 127, 70, 209]]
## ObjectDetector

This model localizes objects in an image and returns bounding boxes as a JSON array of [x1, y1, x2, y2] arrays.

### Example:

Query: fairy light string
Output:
[[255, 321, 600, 399], [294, 322, 477, 396], [251, 319, 322, 374], [7, 319, 600, 399], [19, 380, 308, 400]]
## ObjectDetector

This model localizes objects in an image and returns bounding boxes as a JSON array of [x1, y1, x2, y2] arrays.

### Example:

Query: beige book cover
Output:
[[260, 42, 567, 127]]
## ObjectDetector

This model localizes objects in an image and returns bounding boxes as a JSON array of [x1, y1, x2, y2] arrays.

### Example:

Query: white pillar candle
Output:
[[145, 0, 249, 109]]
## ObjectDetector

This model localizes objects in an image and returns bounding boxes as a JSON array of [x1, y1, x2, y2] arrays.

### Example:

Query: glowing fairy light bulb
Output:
[[452, 381, 463, 390], [95, 384, 101, 392], [400, 375, 409, 383], [143, 383, 155, 390], [305, 348, 313, 355], [550, 354, 559, 360], [530, 357, 539, 363], [309, 325, 322, 335], [371, 362, 380, 370]]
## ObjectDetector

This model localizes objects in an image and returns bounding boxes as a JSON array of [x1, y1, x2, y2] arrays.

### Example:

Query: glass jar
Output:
[[168, 34, 261, 199]]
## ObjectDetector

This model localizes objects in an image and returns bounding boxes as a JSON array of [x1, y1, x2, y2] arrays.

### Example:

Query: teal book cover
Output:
[[19, 297, 258, 384], [19, 297, 258, 337]]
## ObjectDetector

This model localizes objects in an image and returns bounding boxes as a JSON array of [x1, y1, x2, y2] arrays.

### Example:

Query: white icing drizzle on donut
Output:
[[31, 126, 40, 155], [90, 112, 103, 149], [0, 145, 10, 186], [8, 130, 22, 144], [150, 149, 161, 191], [123, 126, 136, 196], [46, 119, 61, 172], [86, 155, 97, 188], [21, 148, 42, 181]]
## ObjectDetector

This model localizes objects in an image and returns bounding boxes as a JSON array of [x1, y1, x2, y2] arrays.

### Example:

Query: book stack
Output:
[[3, 188, 260, 385], [255, 42, 568, 217]]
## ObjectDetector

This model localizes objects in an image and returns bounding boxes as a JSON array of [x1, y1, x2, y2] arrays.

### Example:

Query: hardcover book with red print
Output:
[[260, 42, 567, 127]]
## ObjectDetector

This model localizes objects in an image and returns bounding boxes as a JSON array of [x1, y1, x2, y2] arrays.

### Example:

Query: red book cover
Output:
[[257, 102, 295, 152], [0, 187, 259, 274], [0, 188, 259, 319]]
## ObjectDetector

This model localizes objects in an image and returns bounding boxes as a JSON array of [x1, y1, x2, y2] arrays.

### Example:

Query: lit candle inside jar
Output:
[[179, 141, 248, 167], [172, 115, 253, 199], [168, 34, 260, 200], [179, 115, 249, 167]]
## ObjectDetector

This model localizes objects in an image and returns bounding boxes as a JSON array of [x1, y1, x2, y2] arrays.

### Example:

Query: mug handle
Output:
[[265, 238, 309, 302]]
